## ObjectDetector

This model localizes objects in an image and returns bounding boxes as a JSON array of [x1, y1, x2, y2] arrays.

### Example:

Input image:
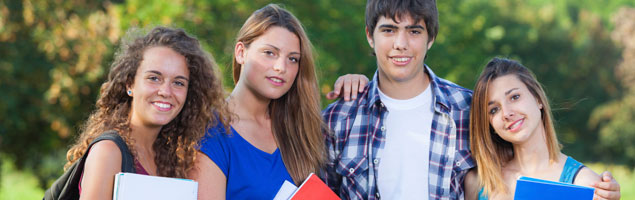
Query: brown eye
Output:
[[489, 107, 499, 115]]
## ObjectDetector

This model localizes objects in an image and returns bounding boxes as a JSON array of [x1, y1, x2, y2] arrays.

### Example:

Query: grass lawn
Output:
[[0, 158, 45, 199]]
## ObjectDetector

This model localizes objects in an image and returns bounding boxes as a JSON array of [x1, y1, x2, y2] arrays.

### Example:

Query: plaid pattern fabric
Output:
[[321, 66, 475, 200]]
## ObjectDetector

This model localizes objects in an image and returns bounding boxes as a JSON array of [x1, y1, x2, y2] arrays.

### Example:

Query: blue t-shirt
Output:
[[199, 123, 295, 200]]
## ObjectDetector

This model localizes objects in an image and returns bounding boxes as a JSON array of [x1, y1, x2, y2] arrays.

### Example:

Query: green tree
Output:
[[590, 7, 635, 167], [0, 0, 118, 187]]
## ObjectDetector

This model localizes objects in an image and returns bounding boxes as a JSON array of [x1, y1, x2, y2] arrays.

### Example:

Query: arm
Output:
[[573, 168, 620, 200], [326, 74, 369, 101], [463, 169, 480, 200], [79, 140, 122, 200], [189, 151, 226, 200]]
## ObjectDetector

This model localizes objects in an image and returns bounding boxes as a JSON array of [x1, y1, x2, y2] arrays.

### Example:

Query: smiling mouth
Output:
[[152, 102, 172, 111], [390, 56, 411, 65], [506, 118, 524, 132], [267, 76, 285, 85]]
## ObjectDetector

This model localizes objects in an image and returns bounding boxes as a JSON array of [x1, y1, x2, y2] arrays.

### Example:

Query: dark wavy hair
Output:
[[365, 0, 439, 40], [65, 26, 230, 178]]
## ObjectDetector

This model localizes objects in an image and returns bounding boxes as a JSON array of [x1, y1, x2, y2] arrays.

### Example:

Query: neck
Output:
[[510, 125, 557, 174], [229, 82, 271, 122], [377, 67, 430, 100], [128, 122, 161, 152]]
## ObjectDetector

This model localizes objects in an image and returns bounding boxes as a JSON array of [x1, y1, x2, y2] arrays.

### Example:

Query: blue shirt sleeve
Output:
[[199, 124, 230, 177]]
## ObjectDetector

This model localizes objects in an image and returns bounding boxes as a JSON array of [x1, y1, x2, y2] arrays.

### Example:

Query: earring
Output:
[[127, 90, 132, 95]]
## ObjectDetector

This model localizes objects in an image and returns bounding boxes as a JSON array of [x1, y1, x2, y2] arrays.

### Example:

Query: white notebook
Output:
[[112, 172, 198, 200]]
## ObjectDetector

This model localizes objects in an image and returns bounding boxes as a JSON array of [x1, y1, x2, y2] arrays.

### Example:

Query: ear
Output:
[[427, 37, 435, 50], [126, 85, 133, 97], [365, 26, 374, 49], [235, 42, 247, 65]]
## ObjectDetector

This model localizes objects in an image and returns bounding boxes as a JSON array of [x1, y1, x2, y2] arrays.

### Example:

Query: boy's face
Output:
[[366, 14, 434, 84]]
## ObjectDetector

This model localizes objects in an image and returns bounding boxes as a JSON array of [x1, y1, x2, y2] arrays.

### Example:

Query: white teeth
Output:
[[154, 102, 171, 109], [393, 57, 409, 62], [508, 119, 522, 130], [270, 78, 283, 83]]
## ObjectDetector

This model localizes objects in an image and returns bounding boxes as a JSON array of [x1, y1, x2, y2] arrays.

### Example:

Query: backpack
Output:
[[43, 130, 136, 200]]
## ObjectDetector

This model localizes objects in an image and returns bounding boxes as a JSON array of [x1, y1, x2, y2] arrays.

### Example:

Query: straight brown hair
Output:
[[232, 4, 326, 185]]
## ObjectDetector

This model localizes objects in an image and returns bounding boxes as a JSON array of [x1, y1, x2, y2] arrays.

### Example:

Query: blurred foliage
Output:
[[0, 0, 633, 189], [589, 7, 635, 167]]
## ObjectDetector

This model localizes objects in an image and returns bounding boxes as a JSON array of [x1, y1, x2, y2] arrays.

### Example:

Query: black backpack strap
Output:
[[90, 130, 136, 173], [43, 130, 136, 200]]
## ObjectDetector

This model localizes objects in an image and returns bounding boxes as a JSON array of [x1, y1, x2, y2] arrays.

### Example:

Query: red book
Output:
[[289, 173, 340, 200]]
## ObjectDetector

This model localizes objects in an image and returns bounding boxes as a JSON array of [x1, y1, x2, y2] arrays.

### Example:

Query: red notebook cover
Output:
[[289, 173, 340, 200]]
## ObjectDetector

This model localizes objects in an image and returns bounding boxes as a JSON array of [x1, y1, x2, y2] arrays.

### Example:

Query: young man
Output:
[[323, 0, 471, 199], [322, 0, 621, 199]]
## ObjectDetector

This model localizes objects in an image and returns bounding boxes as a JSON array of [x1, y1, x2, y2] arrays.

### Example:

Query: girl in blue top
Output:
[[190, 4, 328, 200], [464, 58, 621, 200]]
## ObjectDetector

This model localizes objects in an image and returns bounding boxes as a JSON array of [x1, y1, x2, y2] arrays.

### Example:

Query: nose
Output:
[[157, 82, 172, 97], [393, 31, 408, 50], [272, 58, 287, 74], [501, 103, 515, 121]]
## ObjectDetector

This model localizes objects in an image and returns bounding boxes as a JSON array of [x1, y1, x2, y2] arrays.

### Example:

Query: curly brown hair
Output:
[[65, 26, 230, 178]]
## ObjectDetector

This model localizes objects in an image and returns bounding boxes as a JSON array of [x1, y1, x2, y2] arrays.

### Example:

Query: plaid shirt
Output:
[[321, 66, 475, 200]]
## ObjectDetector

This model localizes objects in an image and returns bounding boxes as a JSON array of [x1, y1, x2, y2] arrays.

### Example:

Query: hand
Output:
[[326, 74, 369, 101], [593, 171, 621, 200]]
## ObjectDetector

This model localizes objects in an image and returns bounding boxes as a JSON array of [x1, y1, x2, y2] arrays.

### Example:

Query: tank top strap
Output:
[[478, 187, 488, 200], [558, 156, 584, 184]]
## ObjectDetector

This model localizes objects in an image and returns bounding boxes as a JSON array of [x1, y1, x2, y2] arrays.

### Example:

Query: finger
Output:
[[332, 77, 344, 96], [602, 171, 615, 182], [594, 188, 619, 200], [359, 77, 368, 92], [326, 91, 337, 100], [594, 178, 620, 191], [351, 77, 359, 100], [343, 76, 352, 101]]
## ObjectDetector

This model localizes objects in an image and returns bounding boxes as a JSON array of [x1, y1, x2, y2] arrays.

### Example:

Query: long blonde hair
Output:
[[65, 27, 230, 178], [231, 4, 326, 184], [470, 57, 561, 195]]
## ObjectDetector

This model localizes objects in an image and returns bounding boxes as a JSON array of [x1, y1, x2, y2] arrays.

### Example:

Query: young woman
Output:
[[190, 4, 327, 200], [64, 26, 229, 199], [465, 58, 620, 200]]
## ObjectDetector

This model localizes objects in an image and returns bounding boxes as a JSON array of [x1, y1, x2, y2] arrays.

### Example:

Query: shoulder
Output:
[[200, 124, 233, 152], [464, 169, 480, 200], [82, 140, 123, 185], [432, 76, 473, 111], [85, 140, 123, 166], [573, 166, 601, 187], [322, 90, 368, 125]]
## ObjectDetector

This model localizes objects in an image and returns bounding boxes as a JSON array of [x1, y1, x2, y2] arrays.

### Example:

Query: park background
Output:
[[0, 0, 634, 198]]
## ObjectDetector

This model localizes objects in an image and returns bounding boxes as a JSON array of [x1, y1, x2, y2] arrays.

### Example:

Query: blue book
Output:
[[514, 176, 594, 200]]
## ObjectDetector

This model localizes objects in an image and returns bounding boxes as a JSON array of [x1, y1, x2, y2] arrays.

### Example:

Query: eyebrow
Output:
[[146, 70, 189, 81], [505, 88, 519, 96], [265, 44, 301, 56], [377, 24, 425, 30], [487, 88, 519, 105]]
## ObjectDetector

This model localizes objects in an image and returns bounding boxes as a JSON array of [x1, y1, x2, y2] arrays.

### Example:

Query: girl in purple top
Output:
[[62, 26, 230, 199]]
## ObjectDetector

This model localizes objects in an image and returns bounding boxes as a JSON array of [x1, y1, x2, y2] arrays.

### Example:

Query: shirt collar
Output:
[[368, 64, 452, 113]]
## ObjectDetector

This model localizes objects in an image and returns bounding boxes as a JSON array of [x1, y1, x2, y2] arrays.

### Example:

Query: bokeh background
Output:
[[1, 0, 634, 198]]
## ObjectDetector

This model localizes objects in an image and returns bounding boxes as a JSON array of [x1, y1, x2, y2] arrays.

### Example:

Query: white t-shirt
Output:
[[377, 86, 433, 200]]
